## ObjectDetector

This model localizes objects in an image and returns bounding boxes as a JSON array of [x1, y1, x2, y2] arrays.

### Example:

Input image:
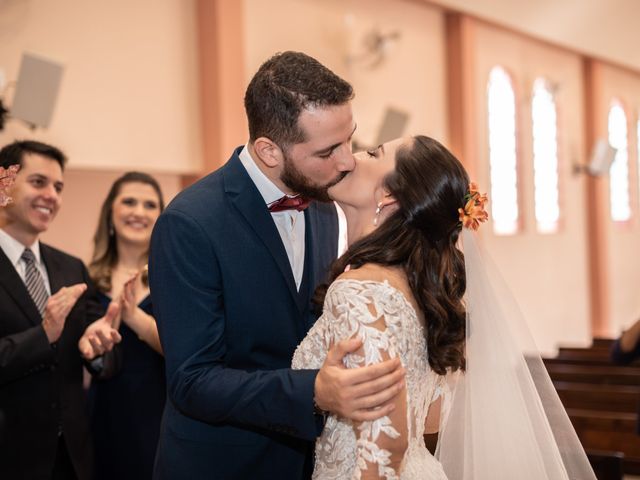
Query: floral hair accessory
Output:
[[458, 182, 488, 231], [0, 164, 20, 207]]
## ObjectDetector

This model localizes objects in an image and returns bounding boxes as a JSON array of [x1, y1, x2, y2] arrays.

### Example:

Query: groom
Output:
[[149, 51, 405, 479]]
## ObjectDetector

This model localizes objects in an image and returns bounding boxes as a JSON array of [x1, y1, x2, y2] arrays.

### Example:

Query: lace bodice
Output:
[[292, 279, 449, 479]]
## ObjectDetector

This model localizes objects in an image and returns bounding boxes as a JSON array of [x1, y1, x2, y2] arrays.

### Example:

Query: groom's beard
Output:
[[280, 151, 347, 203]]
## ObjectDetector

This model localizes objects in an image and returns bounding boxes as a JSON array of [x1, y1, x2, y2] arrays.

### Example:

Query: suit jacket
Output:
[[0, 243, 103, 480], [149, 147, 339, 480]]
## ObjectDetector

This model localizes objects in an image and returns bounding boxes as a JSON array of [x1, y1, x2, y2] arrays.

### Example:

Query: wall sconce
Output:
[[345, 25, 401, 69]]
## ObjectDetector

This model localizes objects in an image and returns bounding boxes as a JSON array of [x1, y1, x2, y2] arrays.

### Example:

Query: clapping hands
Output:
[[42, 283, 88, 343], [116, 269, 162, 354], [79, 301, 122, 360], [79, 266, 161, 359], [78, 267, 144, 360]]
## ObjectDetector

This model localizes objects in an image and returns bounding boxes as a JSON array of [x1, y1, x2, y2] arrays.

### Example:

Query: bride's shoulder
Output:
[[336, 263, 406, 289]]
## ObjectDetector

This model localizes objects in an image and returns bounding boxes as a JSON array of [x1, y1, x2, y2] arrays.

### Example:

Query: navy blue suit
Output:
[[149, 147, 338, 479]]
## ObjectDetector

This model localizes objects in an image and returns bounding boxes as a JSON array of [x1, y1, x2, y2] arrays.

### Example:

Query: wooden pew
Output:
[[545, 362, 640, 386], [586, 450, 624, 480], [552, 339, 640, 366], [547, 353, 640, 367], [567, 409, 637, 435], [567, 408, 640, 461], [591, 338, 615, 349], [553, 381, 640, 413], [555, 348, 614, 365], [566, 404, 640, 474], [546, 350, 640, 476]]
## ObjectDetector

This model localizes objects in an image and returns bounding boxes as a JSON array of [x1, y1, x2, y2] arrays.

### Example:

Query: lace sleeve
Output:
[[325, 280, 409, 480]]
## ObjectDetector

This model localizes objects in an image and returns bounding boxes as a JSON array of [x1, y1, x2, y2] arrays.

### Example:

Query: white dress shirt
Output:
[[0, 227, 52, 295], [239, 145, 306, 290]]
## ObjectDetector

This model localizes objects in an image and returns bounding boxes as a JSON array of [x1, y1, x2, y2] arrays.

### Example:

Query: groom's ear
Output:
[[252, 137, 282, 169]]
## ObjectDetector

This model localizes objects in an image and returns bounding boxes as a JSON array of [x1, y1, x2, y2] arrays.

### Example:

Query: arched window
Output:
[[531, 79, 560, 233], [487, 66, 519, 235], [607, 102, 630, 222]]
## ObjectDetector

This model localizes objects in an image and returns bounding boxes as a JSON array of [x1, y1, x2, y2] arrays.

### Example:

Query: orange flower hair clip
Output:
[[458, 182, 488, 231]]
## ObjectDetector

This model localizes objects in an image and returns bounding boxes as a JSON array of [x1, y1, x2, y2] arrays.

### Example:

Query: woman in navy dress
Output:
[[87, 172, 166, 479]]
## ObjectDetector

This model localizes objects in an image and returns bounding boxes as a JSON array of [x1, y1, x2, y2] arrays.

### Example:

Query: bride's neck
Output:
[[339, 204, 376, 246]]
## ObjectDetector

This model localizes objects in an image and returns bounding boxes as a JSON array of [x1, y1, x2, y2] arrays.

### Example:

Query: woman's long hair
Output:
[[88, 172, 165, 293], [319, 136, 469, 374]]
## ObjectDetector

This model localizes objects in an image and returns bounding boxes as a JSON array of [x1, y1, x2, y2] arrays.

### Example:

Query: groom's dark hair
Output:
[[244, 51, 354, 149]]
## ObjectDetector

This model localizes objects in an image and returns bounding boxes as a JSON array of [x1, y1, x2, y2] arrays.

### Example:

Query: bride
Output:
[[292, 135, 596, 479]]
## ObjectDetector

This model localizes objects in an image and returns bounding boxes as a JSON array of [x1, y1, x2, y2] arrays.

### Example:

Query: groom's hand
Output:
[[314, 338, 405, 422]]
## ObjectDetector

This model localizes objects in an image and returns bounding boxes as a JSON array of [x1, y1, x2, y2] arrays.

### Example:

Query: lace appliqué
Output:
[[355, 417, 401, 479], [292, 279, 449, 480]]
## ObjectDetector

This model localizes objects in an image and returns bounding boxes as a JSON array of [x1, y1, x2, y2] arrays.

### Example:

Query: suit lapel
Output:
[[301, 205, 323, 325], [0, 248, 42, 326], [222, 150, 299, 304], [302, 206, 318, 292]]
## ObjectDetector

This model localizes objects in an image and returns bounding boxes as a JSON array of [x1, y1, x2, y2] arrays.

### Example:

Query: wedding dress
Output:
[[292, 230, 597, 480], [292, 279, 447, 479]]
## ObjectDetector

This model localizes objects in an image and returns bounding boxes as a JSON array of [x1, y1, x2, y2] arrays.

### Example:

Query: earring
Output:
[[108, 224, 115, 237], [373, 202, 383, 226]]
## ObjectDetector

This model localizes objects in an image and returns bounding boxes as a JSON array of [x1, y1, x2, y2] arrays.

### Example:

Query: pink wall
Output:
[[468, 22, 592, 353], [0, 0, 202, 173], [595, 64, 640, 335], [244, 0, 449, 148]]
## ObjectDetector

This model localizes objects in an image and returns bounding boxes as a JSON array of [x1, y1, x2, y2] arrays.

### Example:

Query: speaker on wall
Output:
[[353, 106, 410, 152], [375, 107, 409, 146], [10, 52, 64, 128]]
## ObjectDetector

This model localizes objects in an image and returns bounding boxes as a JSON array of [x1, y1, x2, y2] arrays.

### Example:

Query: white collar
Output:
[[0, 228, 43, 268], [238, 144, 289, 206]]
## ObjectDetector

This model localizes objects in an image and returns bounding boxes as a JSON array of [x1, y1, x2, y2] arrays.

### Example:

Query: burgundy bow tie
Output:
[[268, 195, 311, 213]]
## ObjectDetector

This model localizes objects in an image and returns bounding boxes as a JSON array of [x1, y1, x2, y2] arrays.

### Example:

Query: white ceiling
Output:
[[428, 0, 640, 72]]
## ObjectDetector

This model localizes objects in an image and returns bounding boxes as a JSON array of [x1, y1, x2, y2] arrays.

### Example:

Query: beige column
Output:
[[445, 13, 478, 179], [583, 59, 611, 337], [183, 0, 247, 187]]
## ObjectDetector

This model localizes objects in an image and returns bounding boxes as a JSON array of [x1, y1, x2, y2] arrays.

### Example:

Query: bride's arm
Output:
[[325, 278, 409, 479], [349, 322, 408, 480]]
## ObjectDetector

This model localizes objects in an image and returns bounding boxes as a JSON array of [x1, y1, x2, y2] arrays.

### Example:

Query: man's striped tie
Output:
[[21, 248, 49, 317]]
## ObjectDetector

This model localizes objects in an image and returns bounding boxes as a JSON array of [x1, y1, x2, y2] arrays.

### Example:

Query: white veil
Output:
[[436, 230, 596, 480]]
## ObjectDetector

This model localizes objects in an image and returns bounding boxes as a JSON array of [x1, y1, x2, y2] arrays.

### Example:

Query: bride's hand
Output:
[[314, 338, 405, 422]]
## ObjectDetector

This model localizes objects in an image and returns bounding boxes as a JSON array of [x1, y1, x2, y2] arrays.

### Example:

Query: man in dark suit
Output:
[[149, 51, 404, 479], [0, 140, 121, 480]]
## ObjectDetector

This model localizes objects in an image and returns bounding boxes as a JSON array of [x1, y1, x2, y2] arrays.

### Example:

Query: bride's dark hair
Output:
[[318, 135, 468, 374]]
